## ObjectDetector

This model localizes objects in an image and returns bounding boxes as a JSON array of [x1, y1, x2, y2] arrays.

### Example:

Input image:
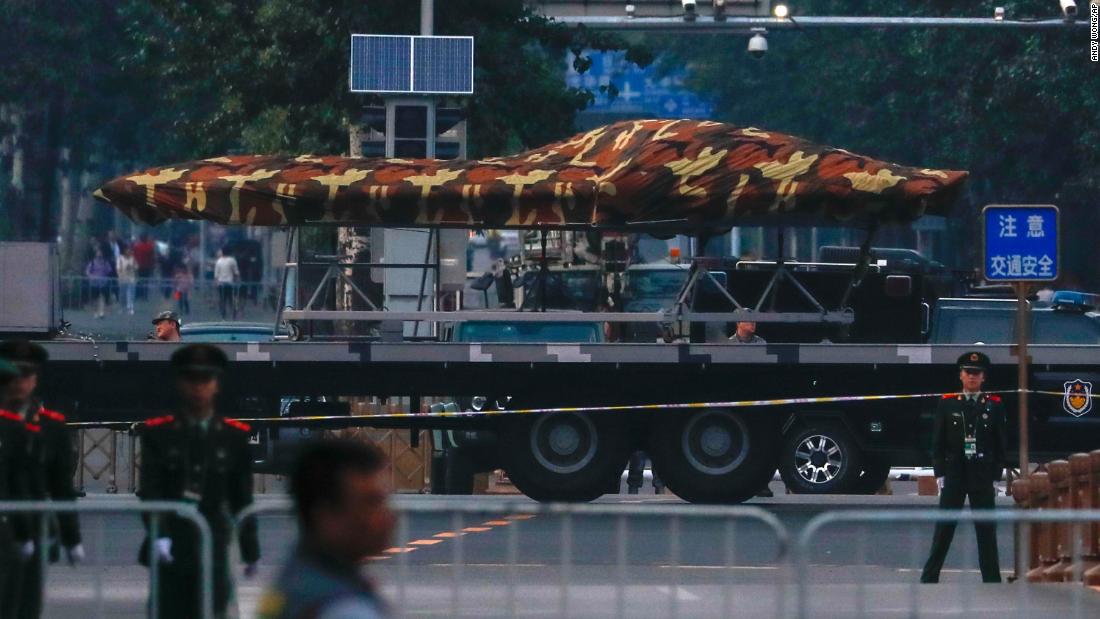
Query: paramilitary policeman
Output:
[[0, 340, 83, 619], [137, 343, 259, 619], [1, 357, 28, 619], [920, 351, 1007, 584]]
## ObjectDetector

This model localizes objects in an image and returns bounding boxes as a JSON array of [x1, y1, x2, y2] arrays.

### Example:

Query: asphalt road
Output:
[[31, 482, 1100, 618]]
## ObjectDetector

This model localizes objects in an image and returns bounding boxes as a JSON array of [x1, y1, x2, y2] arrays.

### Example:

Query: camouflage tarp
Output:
[[95, 119, 966, 230]]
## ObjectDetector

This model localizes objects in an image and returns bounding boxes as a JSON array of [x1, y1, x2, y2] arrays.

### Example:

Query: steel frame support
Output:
[[557, 15, 1089, 31]]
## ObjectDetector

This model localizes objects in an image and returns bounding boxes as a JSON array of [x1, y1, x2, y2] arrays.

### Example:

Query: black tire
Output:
[[499, 412, 631, 502], [852, 455, 892, 495], [779, 423, 864, 494], [648, 409, 777, 504]]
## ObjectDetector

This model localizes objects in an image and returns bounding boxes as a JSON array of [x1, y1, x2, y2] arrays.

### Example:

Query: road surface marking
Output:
[[462, 526, 491, 532], [433, 531, 463, 538], [483, 520, 511, 526], [409, 539, 444, 546], [384, 547, 416, 554], [654, 585, 701, 601], [506, 514, 536, 521]]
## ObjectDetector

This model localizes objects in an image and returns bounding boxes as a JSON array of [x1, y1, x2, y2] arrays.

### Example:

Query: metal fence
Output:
[[7, 499, 1100, 619], [236, 498, 792, 619], [0, 500, 213, 619], [796, 509, 1100, 619]]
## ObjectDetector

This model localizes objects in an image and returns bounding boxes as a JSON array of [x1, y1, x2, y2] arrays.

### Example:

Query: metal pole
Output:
[[557, 15, 1091, 31], [421, 0, 433, 36], [1016, 281, 1030, 476]]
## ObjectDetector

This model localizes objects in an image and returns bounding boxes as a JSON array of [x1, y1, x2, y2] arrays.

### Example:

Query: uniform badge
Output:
[[982, 413, 988, 419], [1063, 380, 1093, 417]]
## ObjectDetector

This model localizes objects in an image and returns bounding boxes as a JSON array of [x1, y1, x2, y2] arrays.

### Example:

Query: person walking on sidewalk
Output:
[[214, 249, 240, 320], [117, 246, 138, 315], [920, 351, 1007, 584], [173, 265, 194, 316], [85, 247, 112, 319]]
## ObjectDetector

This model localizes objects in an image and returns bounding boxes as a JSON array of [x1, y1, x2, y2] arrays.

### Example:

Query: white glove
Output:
[[18, 540, 35, 559], [936, 477, 945, 491], [154, 538, 174, 564], [66, 543, 86, 566], [243, 563, 259, 579]]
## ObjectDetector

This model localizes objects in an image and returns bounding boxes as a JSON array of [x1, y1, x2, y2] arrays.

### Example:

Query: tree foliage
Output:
[[662, 0, 1099, 284]]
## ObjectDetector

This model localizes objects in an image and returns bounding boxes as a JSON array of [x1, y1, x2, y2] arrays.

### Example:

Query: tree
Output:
[[662, 1, 1100, 285]]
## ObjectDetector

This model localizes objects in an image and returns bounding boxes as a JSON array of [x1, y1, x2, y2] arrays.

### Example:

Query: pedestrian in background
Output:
[[0, 341, 83, 619], [214, 249, 240, 320], [84, 247, 112, 319], [173, 264, 194, 316], [137, 344, 259, 619], [117, 245, 138, 315], [920, 351, 1006, 584], [132, 234, 156, 301], [256, 439, 393, 619]]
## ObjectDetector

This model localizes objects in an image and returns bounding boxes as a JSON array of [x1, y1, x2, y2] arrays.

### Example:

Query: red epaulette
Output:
[[990, 395, 1002, 403], [39, 408, 66, 423], [145, 415, 175, 427], [0, 409, 21, 422], [223, 417, 251, 432], [25, 422, 41, 433]]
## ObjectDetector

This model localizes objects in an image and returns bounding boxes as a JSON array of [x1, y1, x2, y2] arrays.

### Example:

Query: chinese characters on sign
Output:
[[983, 205, 1059, 281]]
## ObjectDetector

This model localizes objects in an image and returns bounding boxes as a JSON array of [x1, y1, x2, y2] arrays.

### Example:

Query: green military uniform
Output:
[[0, 341, 82, 619], [137, 344, 259, 619], [256, 543, 387, 619], [921, 351, 1007, 584]]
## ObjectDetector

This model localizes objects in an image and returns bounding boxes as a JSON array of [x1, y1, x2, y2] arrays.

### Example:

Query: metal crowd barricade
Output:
[[795, 508, 1100, 619], [0, 500, 214, 619], [236, 497, 791, 619]]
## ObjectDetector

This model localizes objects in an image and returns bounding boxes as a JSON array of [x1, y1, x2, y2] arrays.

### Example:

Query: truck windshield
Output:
[[626, 269, 689, 298], [454, 321, 602, 343]]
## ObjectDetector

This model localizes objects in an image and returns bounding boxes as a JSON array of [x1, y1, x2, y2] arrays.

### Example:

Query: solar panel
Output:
[[413, 37, 474, 94], [350, 35, 412, 93], [350, 34, 474, 95]]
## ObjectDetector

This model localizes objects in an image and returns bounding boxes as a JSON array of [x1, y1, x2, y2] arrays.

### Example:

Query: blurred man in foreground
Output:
[[257, 440, 394, 619]]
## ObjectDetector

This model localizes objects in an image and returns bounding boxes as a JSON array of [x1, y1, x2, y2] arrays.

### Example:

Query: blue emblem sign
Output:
[[982, 205, 1059, 282]]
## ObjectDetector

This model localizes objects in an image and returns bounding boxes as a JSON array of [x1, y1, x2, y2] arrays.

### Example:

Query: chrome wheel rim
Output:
[[794, 434, 844, 484]]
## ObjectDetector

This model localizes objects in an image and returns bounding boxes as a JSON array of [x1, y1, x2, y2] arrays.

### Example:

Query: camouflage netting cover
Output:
[[95, 119, 967, 230]]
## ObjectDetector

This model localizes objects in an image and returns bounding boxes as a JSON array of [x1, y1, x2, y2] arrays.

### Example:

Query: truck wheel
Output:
[[851, 456, 891, 494], [499, 412, 630, 502], [649, 410, 777, 504], [779, 423, 864, 494]]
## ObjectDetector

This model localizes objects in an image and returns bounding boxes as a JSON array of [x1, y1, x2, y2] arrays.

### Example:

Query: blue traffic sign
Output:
[[564, 50, 714, 119], [982, 205, 1059, 281]]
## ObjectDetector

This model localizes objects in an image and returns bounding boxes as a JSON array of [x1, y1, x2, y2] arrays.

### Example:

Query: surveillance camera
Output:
[[994, 6, 1005, 21], [747, 32, 768, 58], [625, 3, 635, 17], [1060, 0, 1077, 20], [682, 0, 697, 21]]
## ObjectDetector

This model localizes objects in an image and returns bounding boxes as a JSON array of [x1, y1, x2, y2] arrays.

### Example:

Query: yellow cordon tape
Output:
[[70, 388, 1043, 429]]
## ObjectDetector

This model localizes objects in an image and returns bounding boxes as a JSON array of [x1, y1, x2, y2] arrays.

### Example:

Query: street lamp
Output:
[[773, 3, 790, 19]]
